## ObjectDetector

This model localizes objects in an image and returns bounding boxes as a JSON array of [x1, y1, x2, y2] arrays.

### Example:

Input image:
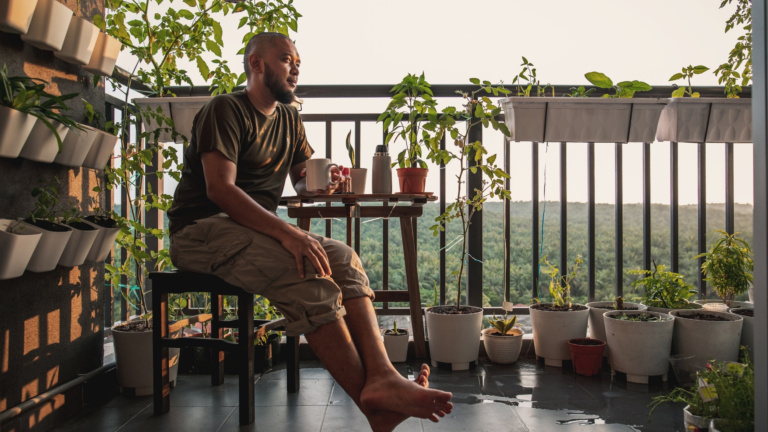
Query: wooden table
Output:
[[280, 193, 436, 358]]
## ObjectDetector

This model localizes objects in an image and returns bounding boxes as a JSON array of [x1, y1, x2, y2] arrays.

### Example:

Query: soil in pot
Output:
[[85, 214, 118, 228], [532, 303, 588, 312], [25, 218, 70, 232], [732, 309, 753, 318]]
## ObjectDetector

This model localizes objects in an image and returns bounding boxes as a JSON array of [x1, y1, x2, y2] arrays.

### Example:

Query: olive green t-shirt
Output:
[[168, 91, 313, 234]]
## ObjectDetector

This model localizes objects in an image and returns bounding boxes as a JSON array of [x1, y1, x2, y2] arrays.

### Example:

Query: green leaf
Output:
[[671, 87, 686, 98], [585, 72, 613, 89], [669, 73, 685, 81], [693, 65, 710, 74]]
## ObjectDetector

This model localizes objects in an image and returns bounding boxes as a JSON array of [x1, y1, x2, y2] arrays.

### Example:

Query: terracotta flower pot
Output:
[[568, 338, 605, 377], [396, 167, 428, 194]]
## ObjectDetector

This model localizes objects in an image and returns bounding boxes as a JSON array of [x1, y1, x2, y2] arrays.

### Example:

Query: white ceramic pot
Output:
[[57, 221, 98, 267], [670, 309, 743, 370], [425, 305, 483, 370], [529, 303, 589, 367], [694, 299, 753, 309], [19, 119, 70, 163], [82, 129, 118, 169], [23, 220, 73, 273], [656, 98, 752, 143], [20, 0, 72, 51], [482, 327, 523, 364], [645, 302, 703, 314], [604, 310, 674, 384], [0, 0, 38, 34], [53, 15, 99, 65], [382, 329, 409, 363], [0, 106, 38, 158], [82, 31, 122, 77], [729, 307, 753, 354], [349, 168, 367, 194], [53, 125, 97, 167], [683, 405, 710, 432], [112, 323, 179, 396], [81, 219, 119, 262], [586, 301, 646, 356], [0, 219, 42, 280]]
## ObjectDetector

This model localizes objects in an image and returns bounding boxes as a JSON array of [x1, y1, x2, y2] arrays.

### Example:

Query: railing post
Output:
[[466, 120, 483, 307]]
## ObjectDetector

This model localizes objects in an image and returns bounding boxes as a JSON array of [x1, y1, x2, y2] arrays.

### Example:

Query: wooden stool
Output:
[[150, 270, 300, 425]]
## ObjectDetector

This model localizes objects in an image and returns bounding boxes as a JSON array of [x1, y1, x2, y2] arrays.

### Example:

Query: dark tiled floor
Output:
[[51, 354, 685, 432]]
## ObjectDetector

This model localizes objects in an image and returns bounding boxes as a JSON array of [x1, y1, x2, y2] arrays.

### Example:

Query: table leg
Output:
[[298, 218, 311, 231], [400, 216, 427, 358]]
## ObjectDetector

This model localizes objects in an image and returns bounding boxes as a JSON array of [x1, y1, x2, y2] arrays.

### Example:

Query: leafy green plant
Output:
[[629, 261, 697, 309], [539, 255, 584, 308], [384, 320, 407, 336], [714, 0, 751, 98], [28, 176, 82, 225], [611, 313, 669, 322], [565, 85, 595, 97], [0, 64, 82, 151], [584, 71, 652, 98], [695, 230, 753, 307], [378, 72, 438, 169], [669, 65, 710, 97], [487, 313, 517, 335], [511, 56, 551, 97], [427, 78, 511, 308]]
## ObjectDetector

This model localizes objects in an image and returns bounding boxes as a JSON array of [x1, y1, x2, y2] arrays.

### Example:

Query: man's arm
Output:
[[201, 150, 332, 278], [289, 160, 342, 196]]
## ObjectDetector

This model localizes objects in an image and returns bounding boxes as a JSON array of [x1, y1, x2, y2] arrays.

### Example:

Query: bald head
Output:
[[243, 32, 293, 79]]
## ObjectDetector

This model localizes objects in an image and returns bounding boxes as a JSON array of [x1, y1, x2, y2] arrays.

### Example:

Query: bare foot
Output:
[[360, 369, 453, 425]]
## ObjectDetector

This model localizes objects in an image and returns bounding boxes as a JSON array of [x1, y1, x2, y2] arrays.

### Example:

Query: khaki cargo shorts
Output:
[[169, 214, 373, 336]]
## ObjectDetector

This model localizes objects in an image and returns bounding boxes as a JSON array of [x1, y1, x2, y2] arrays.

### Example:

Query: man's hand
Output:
[[297, 165, 344, 196], [281, 227, 332, 278]]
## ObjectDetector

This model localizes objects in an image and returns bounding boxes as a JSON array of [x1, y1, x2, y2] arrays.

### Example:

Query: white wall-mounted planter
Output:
[[0, 219, 42, 280], [19, 0, 72, 51], [500, 97, 668, 143], [82, 31, 122, 77], [382, 329, 409, 363], [670, 309, 743, 370], [482, 327, 524, 364], [112, 324, 179, 396], [53, 15, 99, 65], [57, 221, 98, 267], [81, 218, 119, 262], [604, 310, 675, 384], [53, 124, 97, 167], [81, 129, 118, 169], [19, 119, 70, 163], [656, 98, 752, 143], [586, 301, 646, 357], [0, 106, 38, 159], [0, 0, 38, 34], [23, 220, 73, 272], [529, 303, 589, 367], [133, 96, 211, 144], [425, 306, 483, 370]]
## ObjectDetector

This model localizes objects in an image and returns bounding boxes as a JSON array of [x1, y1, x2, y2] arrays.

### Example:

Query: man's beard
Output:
[[264, 62, 295, 104]]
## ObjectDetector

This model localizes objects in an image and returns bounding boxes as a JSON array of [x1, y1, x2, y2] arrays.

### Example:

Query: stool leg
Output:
[[152, 280, 170, 415], [287, 335, 300, 393], [211, 293, 225, 386], [239, 292, 255, 425]]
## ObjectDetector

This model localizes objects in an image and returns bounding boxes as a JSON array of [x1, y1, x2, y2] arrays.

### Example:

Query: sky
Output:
[[116, 0, 754, 206]]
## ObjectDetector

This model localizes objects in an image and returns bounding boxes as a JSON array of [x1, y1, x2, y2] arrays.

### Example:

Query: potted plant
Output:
[[529, 255, 590, 367], [423, 78, 511, 370], [656, 65, 752, 143], [22, 177, 74, 273], [568, 338, 606, 377], [649, 381, 717, 432], [54, 196, 98, 268], [585, 296, 646, 357], [670, 308, 743, 371], [482, 313, 523, 364], [0, 218, 42, 280], [628, 261, 702, 312], [344, 130, 367, 194], [79, 99, 119, 170], [729, 306, 753, 355], [377, 72, 438, 193], [694, 230, 753, 308], [603, 310, 675, 384], [81, 208, 120, 263], [53, 0, 100, 65], [0, 0, 38, 34], [382, 319, 409, 363], [19, 0, 73, 51]]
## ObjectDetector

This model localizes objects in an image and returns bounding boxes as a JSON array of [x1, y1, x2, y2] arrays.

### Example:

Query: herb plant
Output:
[[344, 130, 356, 168], [669, 65, 710, 97], [511, 56, 551, 97], [695, 230, 753, 307], [584, 71, 652, 98], [487, 313, 517, 335], [539, 255, 584, 309], [714, 0, 751, 98], [628, 261, 697, 309]]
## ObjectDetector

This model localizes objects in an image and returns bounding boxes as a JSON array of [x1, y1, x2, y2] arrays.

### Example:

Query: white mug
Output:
[[305, 158, 339, 191]]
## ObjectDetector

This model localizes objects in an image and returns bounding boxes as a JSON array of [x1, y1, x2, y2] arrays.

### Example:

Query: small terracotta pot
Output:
[[568, 338, 605, 376], [396, 167, 428, 193]]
